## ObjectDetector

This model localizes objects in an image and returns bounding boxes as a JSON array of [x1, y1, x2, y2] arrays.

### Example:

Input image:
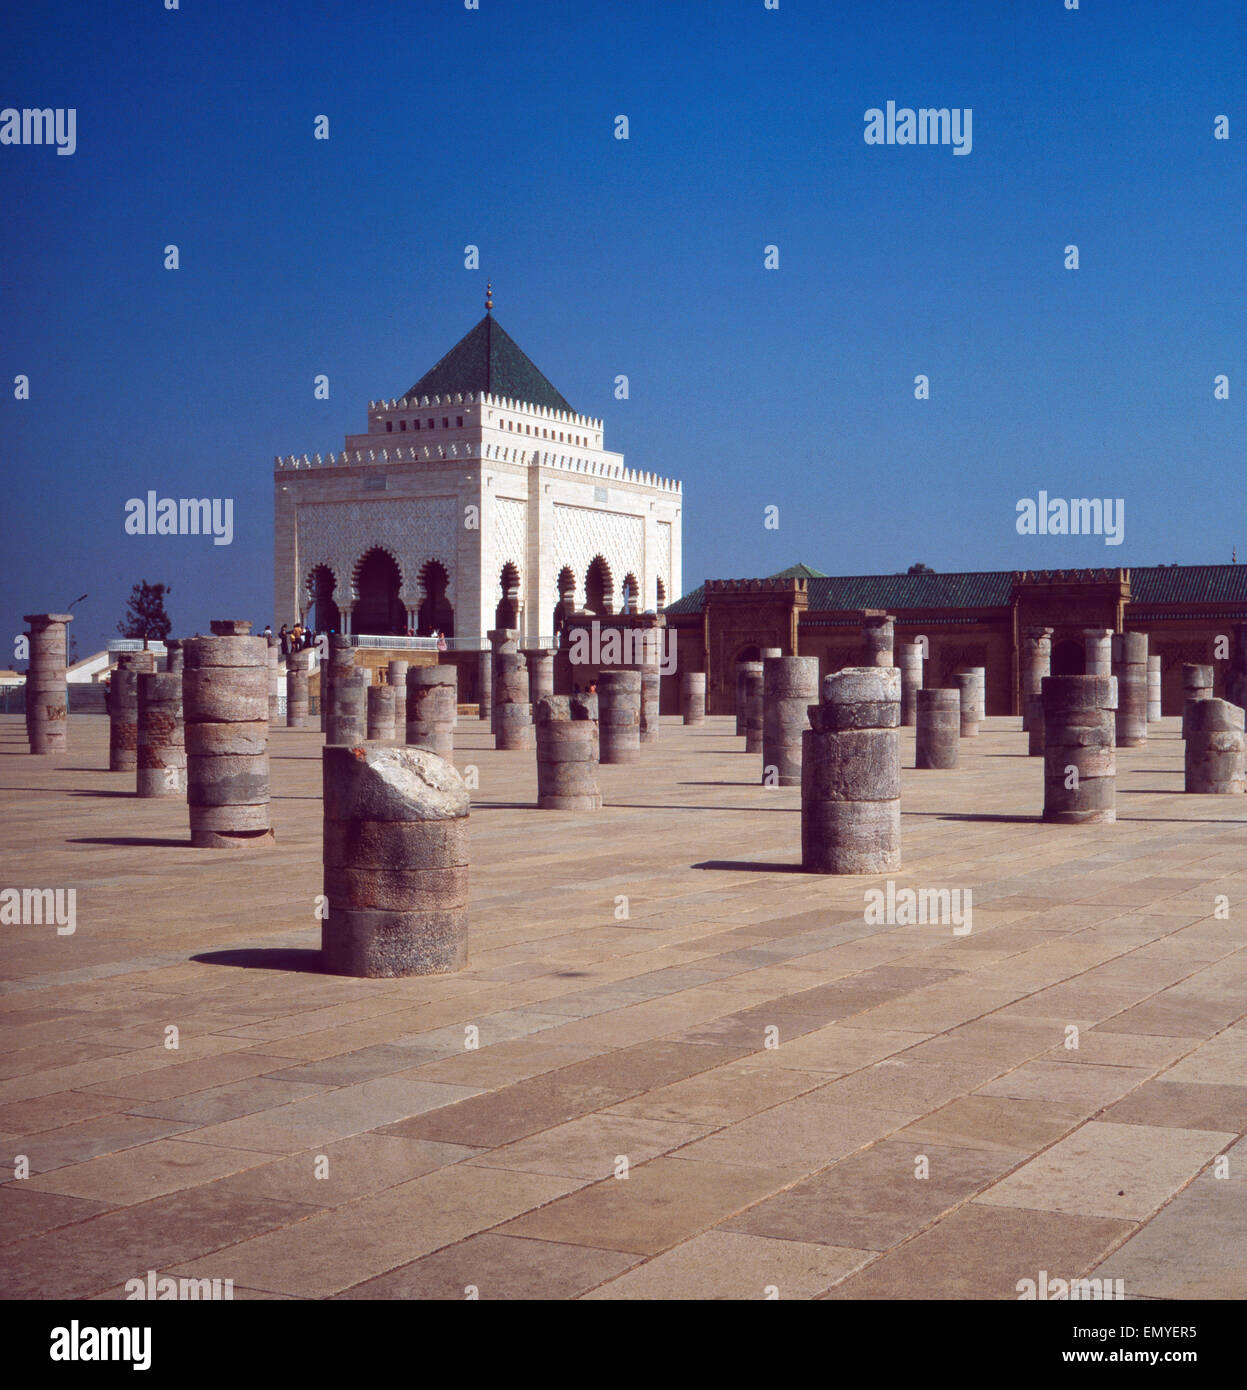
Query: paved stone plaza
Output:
[[1, 712, 1244, 1300]]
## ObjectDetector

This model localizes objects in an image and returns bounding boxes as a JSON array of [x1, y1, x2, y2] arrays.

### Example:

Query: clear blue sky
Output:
[[1, 0, 1243, 660]]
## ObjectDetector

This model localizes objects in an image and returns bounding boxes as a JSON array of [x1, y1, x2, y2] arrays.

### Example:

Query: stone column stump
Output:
[[1181, 664, 1214, 739], [762, 655, 819, 785], [1041, 674, 1117, 825], [535, 695, 601, 810], [1147, 655, 1162, 723], [327, 668, 368, 746], [897, 642, 924, 727], [1020, 627, 1052, 731], [137, 671, 185, 797], [183, 620, 274, 848], [742, 666, 764, 754], [109, 650, 156, 771], [1084, 628, 1113, 677], [23, 613, 72, 754], [387, 660, 409, 733], [955, 672, 980, 738], [366, 685, 396, 741], [286, 651, 310, 728], [915, 688, 959, 769], [1112, 632, 1148, 748], [598, 670, 641, 764], [407, 665, 458, 760], [801, 667, 901, 873], [322, 745, 468, 977], [494, 654, 531, 750], [1184, 699, 1245, 794], [681, 671, 706, 725]]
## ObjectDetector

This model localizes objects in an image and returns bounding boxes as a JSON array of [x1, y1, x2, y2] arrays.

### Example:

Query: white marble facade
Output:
[[274, 349, 682, 644]]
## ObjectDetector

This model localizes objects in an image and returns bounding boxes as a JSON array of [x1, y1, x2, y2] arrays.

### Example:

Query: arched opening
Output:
[[495, 562, 521, 630], [553, 565, 577, 645], [620, 573, 639, 614], [1051, 639, 1083, 676], [418, 559, 454, 637], [307, 565, 340, 635], [353, 549, 405, 635], [735, 644, 761, 665], [584, 555, 614, 615], [656, 578, 667, 612]]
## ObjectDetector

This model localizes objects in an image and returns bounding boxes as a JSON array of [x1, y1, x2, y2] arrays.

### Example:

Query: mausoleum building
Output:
[[273, 292, 682, 657]]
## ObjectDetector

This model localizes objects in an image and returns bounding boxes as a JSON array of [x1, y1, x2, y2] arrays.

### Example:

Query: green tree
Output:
[[907, 563, 935, 574], [117, 581, 172, 648]]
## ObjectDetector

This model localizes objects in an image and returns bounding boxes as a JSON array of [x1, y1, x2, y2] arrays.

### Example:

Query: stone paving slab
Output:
[[0, 712, 1244, 1299]]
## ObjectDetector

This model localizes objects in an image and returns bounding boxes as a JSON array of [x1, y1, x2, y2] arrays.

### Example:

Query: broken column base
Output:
[[321, 908, 467, 978]]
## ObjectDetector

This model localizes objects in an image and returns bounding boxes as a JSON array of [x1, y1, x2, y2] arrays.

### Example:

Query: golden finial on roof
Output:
[[485, 281, 493, 313]]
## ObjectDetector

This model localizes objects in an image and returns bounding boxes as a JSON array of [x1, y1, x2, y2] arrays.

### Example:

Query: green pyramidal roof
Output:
[[769, 562, 827, 579], [404, 314, 574, 413]]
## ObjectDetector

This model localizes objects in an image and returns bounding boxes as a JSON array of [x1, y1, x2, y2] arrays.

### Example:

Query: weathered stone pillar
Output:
[[861, 613, 895, 667], [488, 628, 519, 736], [1041, 674, 1117, 825], [367, 685, 396, 741], [286, 650, 310, 727], [327, 668, 368, 746], [266, 637, 282, 723], [321, 635, 355, 734], [23, 613, 72, 754], [915, 688, 959, 769], [477, 650, 492, 722], [955, 672, 979, 738], [734, 662, 756, 736], [742, 666, 764, 754], [1027, 695, 1045, 756], [137, 671, 185, 797], [801, 667, 901, 873], [164, 638, 184, 675], [638, 663, 661, 744], [109, 650, 156, 771], [1020, 627, 1052, 730], [1228, 623, 1247, 714], [1112, 632, 1148, 748], [681, 671, 706, 725], [387, 660, 409, 733], [495, 653, 531, 750], [897, 642, 924, 727], [406, 665, 457, 759], [968, 667, 986, 723], [184, 620, 274, 848], [535, 695, 601, 810], [1184, 699, 1246, 793], [1181, 664, 1215, 739], [1083, 628, 1113, 677], [1147, 655, 1162, 722], [322, 745, 468, 977], [524, 649, 555, 706], [598, 670, 641, 763], [762, 655, 818, 785]]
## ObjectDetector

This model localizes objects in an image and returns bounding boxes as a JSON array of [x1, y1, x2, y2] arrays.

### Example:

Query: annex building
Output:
[[663, 563, 1247, 717]]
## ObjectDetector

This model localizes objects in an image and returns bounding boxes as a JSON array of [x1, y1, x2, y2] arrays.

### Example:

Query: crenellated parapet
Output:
[[366, 389, 603, 432], [274, 441, 681, 492], [704, 577, 808, 596], [1013, 569, 1129, 586]]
